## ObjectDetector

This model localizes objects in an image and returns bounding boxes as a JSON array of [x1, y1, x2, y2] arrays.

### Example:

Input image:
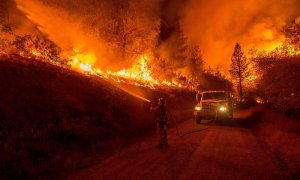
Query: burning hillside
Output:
[[68, 53, 184, 89], [0, 0, 299, 91], [0, 54, 196, 178], [0, 0, 194, 89]]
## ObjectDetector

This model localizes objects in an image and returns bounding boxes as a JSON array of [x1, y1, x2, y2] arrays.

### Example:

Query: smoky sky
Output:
[[158, 0, 186, 42], [180, 0, 300, 73], [2, 0, 300, 74]]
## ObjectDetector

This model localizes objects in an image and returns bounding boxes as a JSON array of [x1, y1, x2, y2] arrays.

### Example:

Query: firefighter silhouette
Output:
[[150, 98, 169, 149]]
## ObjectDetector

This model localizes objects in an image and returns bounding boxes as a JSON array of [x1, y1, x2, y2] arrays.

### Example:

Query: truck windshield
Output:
[[202, 92, 226, 100]]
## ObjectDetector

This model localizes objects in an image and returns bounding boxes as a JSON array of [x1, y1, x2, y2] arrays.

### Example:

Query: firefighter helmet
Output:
[[158, 98, 166, 106]]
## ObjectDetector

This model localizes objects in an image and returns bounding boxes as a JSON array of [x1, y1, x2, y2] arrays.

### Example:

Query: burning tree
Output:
[[247, 19, 300, 113], [250, 18, 300, 60], [0, 0, 13, 53], [94, 0, 160, 66], [155, 21, 191, 83], [187, 44, 204, 85], [282, 18, 300, 50], [12, 34, 64, 65], [230, 43, 251, 102]]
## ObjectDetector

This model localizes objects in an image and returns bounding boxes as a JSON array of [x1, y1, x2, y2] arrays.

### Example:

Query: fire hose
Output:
[[168, 110, 218, 138]]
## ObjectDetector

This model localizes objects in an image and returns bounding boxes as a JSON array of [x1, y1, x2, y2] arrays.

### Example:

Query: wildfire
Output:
[[115, 56, 156, 82], [67, 50, 182, 89], [68, 49, 96, 72], [79, 63, 92, 71], [31, 50, 41, 57], [276, 44, 300, 57]]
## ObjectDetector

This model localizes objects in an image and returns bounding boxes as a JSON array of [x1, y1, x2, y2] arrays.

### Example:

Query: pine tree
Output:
[[188, 44, 204, 83], [230, 43, 250, 102]]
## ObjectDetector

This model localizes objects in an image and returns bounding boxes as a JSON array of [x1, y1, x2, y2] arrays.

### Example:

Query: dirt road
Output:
[[69, 109, 283, 179]]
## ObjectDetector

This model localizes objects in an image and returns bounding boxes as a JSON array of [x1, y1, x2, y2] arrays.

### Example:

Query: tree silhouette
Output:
[[187, 44, 204, 84], [282, 18, 300, 49], [96, 0, 160, 66], [230, 43, 250, 102]]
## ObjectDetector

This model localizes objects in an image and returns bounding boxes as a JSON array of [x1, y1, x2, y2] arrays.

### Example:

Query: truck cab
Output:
[[194, 90, 233, 123]]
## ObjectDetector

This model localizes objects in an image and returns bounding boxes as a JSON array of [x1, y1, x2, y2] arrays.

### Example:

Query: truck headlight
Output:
[[195, 106, 201, 111], [219, 106, 227, 111]]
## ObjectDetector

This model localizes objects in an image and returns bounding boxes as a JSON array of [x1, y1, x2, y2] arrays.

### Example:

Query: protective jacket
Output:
[[155, 105, 168, 127]]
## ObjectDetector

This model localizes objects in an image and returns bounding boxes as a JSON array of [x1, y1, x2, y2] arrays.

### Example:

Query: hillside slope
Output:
[[0, 56, 194, 178]]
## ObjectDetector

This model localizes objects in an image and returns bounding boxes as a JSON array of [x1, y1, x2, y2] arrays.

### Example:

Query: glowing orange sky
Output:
[[181, 0, 300, 73]]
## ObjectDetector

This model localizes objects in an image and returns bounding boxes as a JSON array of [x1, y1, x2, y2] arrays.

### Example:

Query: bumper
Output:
[[194, 110, 231, 119]]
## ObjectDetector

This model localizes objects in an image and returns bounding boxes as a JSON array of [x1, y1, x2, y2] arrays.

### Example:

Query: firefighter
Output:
[[150, 98, 169, 149]]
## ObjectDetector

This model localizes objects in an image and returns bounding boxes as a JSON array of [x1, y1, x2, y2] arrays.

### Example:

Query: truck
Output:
[[194, 90, 233, 123]]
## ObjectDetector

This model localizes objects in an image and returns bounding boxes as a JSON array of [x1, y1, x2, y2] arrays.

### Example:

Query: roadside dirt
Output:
[[69, 108, 284, 179]]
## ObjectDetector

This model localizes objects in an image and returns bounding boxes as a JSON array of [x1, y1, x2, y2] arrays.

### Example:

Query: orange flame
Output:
[[67, 51, 183, 89]]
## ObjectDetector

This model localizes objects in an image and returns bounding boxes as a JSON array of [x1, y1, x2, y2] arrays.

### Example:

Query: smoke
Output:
[[180, 0, 300, 73], [0, 0, 38, 42], [156, 0, 192, 78], [6, 0, 300, 76], [13, 0, 162, 70], [14, 0, 116, 69]]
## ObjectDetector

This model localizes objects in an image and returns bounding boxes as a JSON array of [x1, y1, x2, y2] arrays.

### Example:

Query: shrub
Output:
[[258, 56, 300, 116]]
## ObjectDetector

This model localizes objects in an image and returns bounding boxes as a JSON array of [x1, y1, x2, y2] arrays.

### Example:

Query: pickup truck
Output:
[[194, 90, 233, 123]]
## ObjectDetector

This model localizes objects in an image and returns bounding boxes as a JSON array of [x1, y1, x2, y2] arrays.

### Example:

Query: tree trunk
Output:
[[121, 40, 126, 62], [239, 77, 243, 102]]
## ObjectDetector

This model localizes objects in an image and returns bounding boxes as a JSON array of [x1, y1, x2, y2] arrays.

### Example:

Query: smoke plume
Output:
[[14, 0, 161, 70], [181, 0, 300, 73], [4, 0, 300, 75], [14, 0, 113, 69]]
